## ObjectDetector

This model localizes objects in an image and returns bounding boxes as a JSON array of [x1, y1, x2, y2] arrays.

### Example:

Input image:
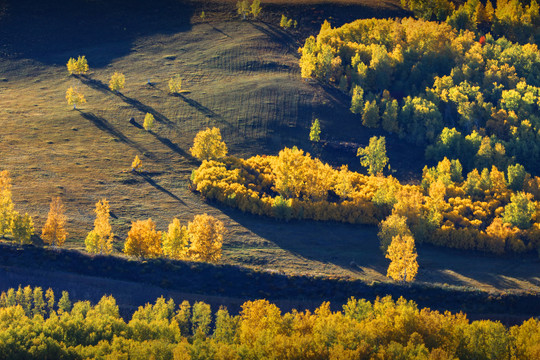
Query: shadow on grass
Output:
[[173, 93, 233, 128], [79, 111, 153, 158], [134, 172, 186, 205]]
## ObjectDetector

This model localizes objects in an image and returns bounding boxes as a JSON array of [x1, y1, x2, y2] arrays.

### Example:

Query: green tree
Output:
[[362, 100, 380, 128], [190, 127, 228, 161], [350, 85, 364, 114], [45, 288, 55, 314], [502, 192, 536, 229], [357, 136, 389, 176], [58, 291, 71, 314], [33, 287, 46, 317], [382, 99, 399, 133], [309, 118, 321, 142], [507, 163, 527, 191], [192, 301, 212, 337], [10, 212, 34, 245]]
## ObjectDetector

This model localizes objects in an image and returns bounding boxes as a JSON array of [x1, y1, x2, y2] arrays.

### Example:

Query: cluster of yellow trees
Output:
[[191, 131, 540, 255], [0, 171, 225, 263], [0, 286, 538, 359], [299, 16, 540, 173]]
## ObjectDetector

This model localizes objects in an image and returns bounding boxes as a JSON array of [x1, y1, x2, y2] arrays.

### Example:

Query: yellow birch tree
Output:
[[386, 234, 418, 282], [190, 127, 228, 161], [86, 199, 114, 254], [0, 171, 15, 237], [187, 214, 225, 262], [41, 197, 68, 248], [162, 218, 188, 259], [123, 218, 162, 258]]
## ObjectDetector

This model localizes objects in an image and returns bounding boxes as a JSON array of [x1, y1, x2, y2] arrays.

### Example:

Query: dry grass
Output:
[[0, 0, 538, 297]]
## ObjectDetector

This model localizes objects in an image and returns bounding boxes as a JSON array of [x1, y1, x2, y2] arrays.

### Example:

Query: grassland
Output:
[[0, 0, 539, 317]]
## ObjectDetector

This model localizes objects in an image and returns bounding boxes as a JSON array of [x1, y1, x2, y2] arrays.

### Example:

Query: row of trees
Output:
[[0, 171, 226, 263], [190, 129, 540, 255], [298, 17, 540, 174], [0, 286, 538, 359], [402, 0, 540, 44]]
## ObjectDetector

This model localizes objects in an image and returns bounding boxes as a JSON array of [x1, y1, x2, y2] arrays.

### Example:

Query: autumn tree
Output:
[[280, 14, 294, 29], [143, 113, 154, 131], [66, 55, 89, 75], [85, 198, 114, 254], [357, 136, 389, 176], [502, 192, 536, 229], [65, 87, 86, 110], [41, 197, 68, 248], [309, 118, 321, 142], [187, 213, 225, 262], [251, 0, 261, 18], [162, 218, 188, 259], [190, 127, 228, 161], [386, 234, 419, 282], [237, 0, 250, 20], [131, 155, 142, 172], [378, 214, 412, 253], [123, 218, 162, 258], [10, 212, 34, 245], [168, 75, 182, 94], [0, 171, 15, 237], [109, 72, 125, 92]]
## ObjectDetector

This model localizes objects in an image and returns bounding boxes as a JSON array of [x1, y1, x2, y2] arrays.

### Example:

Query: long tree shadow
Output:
[[79, 111, 153, 158], [173, 93, 233, 128], [151, 132, 199, 165], [79, 76, 177, 129], [135, 172, 186, 205]]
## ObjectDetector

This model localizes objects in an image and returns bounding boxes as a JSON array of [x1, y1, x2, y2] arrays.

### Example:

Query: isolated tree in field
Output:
[[357, 136, 389, 176], [66, 55, 89, 75], [65, 87, 86, 110], [123, 218, 162, 258], [109, 72, 125, 92], [309, 118, 321, 142], [386, 234, 418, 282], [10, 212, 34, 245], [168, 75, 182, 94], [187, 213, 225, 262], [0, 170, 15, 237], [131, 155, 142, 172], [280, 14, 294, 29], [162, 218, 188, 259], [251, 0, 261, 18], [237, 0, 250, 20], [143, 113, 155, 131], [200, 11, 206, 22], [85, 198, 114, 254], [41, 197, 68, 248], [190, 127, 228, 161]]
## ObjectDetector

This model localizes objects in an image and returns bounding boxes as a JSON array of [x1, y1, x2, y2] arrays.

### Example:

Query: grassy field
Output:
[[0, 0, 539, 307]]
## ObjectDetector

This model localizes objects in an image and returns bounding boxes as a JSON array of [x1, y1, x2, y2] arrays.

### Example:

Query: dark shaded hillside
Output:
[[0, 0, 193, 65], [1, 244, 538, 324]]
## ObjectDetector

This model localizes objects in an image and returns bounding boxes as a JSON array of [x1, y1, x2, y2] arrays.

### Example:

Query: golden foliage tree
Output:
[[386, 234, 419, 282], [378, 213, 412, 253], [251, 0, 261, 18], [187, 214, 225, 262], [143, 113, 154, 131], [66, 55, 89, 75], [109, 72, 125, 92], [86, 199, 114, 254], [168, 75, 182, 94], [0, 171, 15, 237], [65, 87, 86, 110], [190, 127, 228, 161], [41, 197, 68, 247], [162, 218, 188, 259], [309, 118, 321, 142], [123, 218, 162, 258], [131, 155, 142, 172]]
